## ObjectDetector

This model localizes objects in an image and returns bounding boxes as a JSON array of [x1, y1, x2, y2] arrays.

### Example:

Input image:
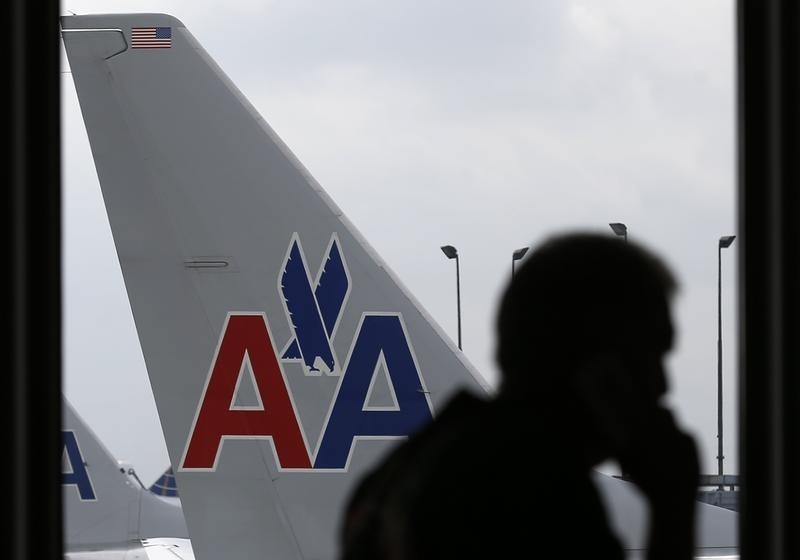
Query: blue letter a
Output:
[[62, 430, 96, 500], [314, 314, 433, 469]]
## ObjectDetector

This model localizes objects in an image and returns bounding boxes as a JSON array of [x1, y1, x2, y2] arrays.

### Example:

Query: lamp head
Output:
[[609, 223, 628, 237], [441, 245, 458, 259], [512, 247, 529, 261]]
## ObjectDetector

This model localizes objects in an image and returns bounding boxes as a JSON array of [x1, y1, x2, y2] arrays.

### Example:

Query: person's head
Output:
[[495, 232, 677, 410]]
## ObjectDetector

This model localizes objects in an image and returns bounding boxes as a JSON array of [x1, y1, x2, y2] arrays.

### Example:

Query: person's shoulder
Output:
[[390, 389, 490, 461], [346, 390, 488, 491], [339, 389, 492, 555]]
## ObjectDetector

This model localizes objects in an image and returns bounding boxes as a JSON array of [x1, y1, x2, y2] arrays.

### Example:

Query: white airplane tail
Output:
[[62, 13, 487, 560], [62, 398, 189, 551]]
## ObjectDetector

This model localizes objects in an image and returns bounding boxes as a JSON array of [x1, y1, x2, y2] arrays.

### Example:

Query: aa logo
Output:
[[181, 233, 433, 472]]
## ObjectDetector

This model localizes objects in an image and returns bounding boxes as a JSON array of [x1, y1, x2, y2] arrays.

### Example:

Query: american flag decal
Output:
[[131, 27, 172, 49]]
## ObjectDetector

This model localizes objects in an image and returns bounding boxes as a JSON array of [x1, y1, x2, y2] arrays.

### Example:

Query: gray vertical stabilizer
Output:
[[63, 398, 189, 552]]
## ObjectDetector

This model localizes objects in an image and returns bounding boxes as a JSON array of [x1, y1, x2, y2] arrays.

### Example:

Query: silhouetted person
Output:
[[340, 233, 699, 560]]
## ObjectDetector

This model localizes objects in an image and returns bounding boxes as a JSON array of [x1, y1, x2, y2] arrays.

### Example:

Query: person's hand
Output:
[[573, 354, 699, 560], [618, 406, 699, 506], [626, 415, 698, 560]]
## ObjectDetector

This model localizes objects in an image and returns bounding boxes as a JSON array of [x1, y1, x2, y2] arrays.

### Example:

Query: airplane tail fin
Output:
[[62, 12, 487, 560], [63, 398, 141, 549], [149, 467, 180, 498], [62, 398, 189, 550]]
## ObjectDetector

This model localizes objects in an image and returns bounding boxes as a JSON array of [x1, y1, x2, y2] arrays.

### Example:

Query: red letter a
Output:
[[181, 314, 311, 469]]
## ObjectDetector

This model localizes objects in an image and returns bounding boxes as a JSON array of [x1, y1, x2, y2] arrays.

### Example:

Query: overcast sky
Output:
[[61, 0, 737, 486]]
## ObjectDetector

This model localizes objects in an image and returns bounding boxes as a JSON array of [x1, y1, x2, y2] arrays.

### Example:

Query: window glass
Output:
[[62, 0, 737, 554]]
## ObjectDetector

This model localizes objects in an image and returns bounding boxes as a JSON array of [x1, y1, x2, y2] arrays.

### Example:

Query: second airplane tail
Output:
[[63, 398, 189, 551]]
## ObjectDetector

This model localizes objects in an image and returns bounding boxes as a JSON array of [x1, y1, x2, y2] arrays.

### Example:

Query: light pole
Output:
[[609, 222, 628, 241], [441, 245, 461, 350], [717, 235, 736, 489], [512, 247, 529, 279]]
